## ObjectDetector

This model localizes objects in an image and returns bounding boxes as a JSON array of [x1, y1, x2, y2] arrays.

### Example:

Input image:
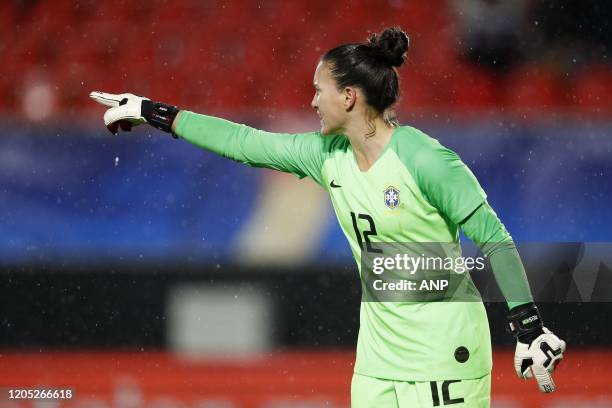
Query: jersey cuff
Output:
[[173, 110, 193, 137]]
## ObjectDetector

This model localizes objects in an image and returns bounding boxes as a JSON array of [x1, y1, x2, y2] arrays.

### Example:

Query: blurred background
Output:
[[1, 0, 611, 407]]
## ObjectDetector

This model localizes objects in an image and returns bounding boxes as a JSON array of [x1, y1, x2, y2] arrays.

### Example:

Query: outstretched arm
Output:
[[90, 92, 328, 185], [172, 110, 326, 183]]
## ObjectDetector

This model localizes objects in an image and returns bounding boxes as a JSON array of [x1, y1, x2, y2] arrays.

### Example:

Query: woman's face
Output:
[[311, 61, 347, 135]]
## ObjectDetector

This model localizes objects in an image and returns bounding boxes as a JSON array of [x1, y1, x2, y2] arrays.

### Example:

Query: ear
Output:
[[343, 87, 357, 111]]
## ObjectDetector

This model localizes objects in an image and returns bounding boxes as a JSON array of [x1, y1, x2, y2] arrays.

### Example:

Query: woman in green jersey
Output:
[[91, 27, 565, 408]]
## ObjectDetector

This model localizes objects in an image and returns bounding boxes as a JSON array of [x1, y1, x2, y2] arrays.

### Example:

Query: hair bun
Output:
[[368, 27, 410, 67]]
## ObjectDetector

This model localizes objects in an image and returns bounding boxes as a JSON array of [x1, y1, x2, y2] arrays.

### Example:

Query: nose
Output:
[[310, 93, 317, 110]]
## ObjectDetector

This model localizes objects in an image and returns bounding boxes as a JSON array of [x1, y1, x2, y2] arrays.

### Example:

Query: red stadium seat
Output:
[[503, 65, 563, 110], [0, 65, 20, 112], [2, 0, 608, 116], [51, 62, 124, 112], [400, 69, 439, 110], [571, 65, 612, 112], [0, 2, 16, 33], [450, 64, 499, 109], [93, 0, 161, 23]]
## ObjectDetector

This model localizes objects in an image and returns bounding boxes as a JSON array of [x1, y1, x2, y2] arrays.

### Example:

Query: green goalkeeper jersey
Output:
[[176, 112, 493, 381]]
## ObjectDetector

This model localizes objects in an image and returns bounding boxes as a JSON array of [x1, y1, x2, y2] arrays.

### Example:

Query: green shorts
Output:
[[351, 372, 491, 408]]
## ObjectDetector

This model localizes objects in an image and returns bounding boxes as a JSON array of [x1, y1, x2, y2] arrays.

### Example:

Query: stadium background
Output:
[[1, 0, 611, 407]]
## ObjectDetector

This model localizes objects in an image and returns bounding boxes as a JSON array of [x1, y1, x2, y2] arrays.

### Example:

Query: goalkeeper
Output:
[[91, 27, 565, 408]]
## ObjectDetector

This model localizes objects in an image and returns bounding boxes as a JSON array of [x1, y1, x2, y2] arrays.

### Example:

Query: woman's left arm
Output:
[[459, 201, 533, 310]]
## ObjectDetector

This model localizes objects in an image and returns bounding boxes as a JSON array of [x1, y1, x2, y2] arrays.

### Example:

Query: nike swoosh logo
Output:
[[330, 180, 342, 188]]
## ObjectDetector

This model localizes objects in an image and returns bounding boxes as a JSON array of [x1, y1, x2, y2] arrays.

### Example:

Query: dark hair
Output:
[[322, 27, 409, 122]]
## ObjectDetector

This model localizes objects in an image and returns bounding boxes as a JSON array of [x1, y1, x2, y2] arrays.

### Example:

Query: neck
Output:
[[344, 116, 395, 172]]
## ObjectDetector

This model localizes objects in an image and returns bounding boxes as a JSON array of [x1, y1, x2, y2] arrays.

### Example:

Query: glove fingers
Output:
[[92, 91, 148, 134], [106, 122, 119, 135], [549, 357, 562, 373], [541, 337, 565, 373], [515, 357, 533, 379], [90, 91, 122, 108], [103, 107, 121, 127], [514, 342, 530, 379], [119, 120, 133, 132], [532, 364, 556, 393], [547, 353, 563, 373]]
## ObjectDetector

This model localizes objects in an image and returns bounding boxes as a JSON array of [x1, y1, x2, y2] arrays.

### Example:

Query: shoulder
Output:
[[391, 126, 486, 222], [391, 125, 460, 173]]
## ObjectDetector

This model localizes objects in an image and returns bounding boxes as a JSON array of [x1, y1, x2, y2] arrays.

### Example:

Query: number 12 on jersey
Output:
[[350, 212, 382, 254]]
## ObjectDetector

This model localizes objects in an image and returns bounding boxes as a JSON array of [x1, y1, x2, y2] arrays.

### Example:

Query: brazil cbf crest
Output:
[[384, 186, 400, 209]]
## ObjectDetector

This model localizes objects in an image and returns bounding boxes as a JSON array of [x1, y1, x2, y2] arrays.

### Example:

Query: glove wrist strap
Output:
[[506, 302, 544, 343], [142, 100, 180, 137]]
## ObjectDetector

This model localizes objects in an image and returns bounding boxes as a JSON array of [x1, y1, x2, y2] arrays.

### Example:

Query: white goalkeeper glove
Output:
[[507, 303, 566, 393], [514, 327, 566, 393], [89, 91, 180, 136]]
